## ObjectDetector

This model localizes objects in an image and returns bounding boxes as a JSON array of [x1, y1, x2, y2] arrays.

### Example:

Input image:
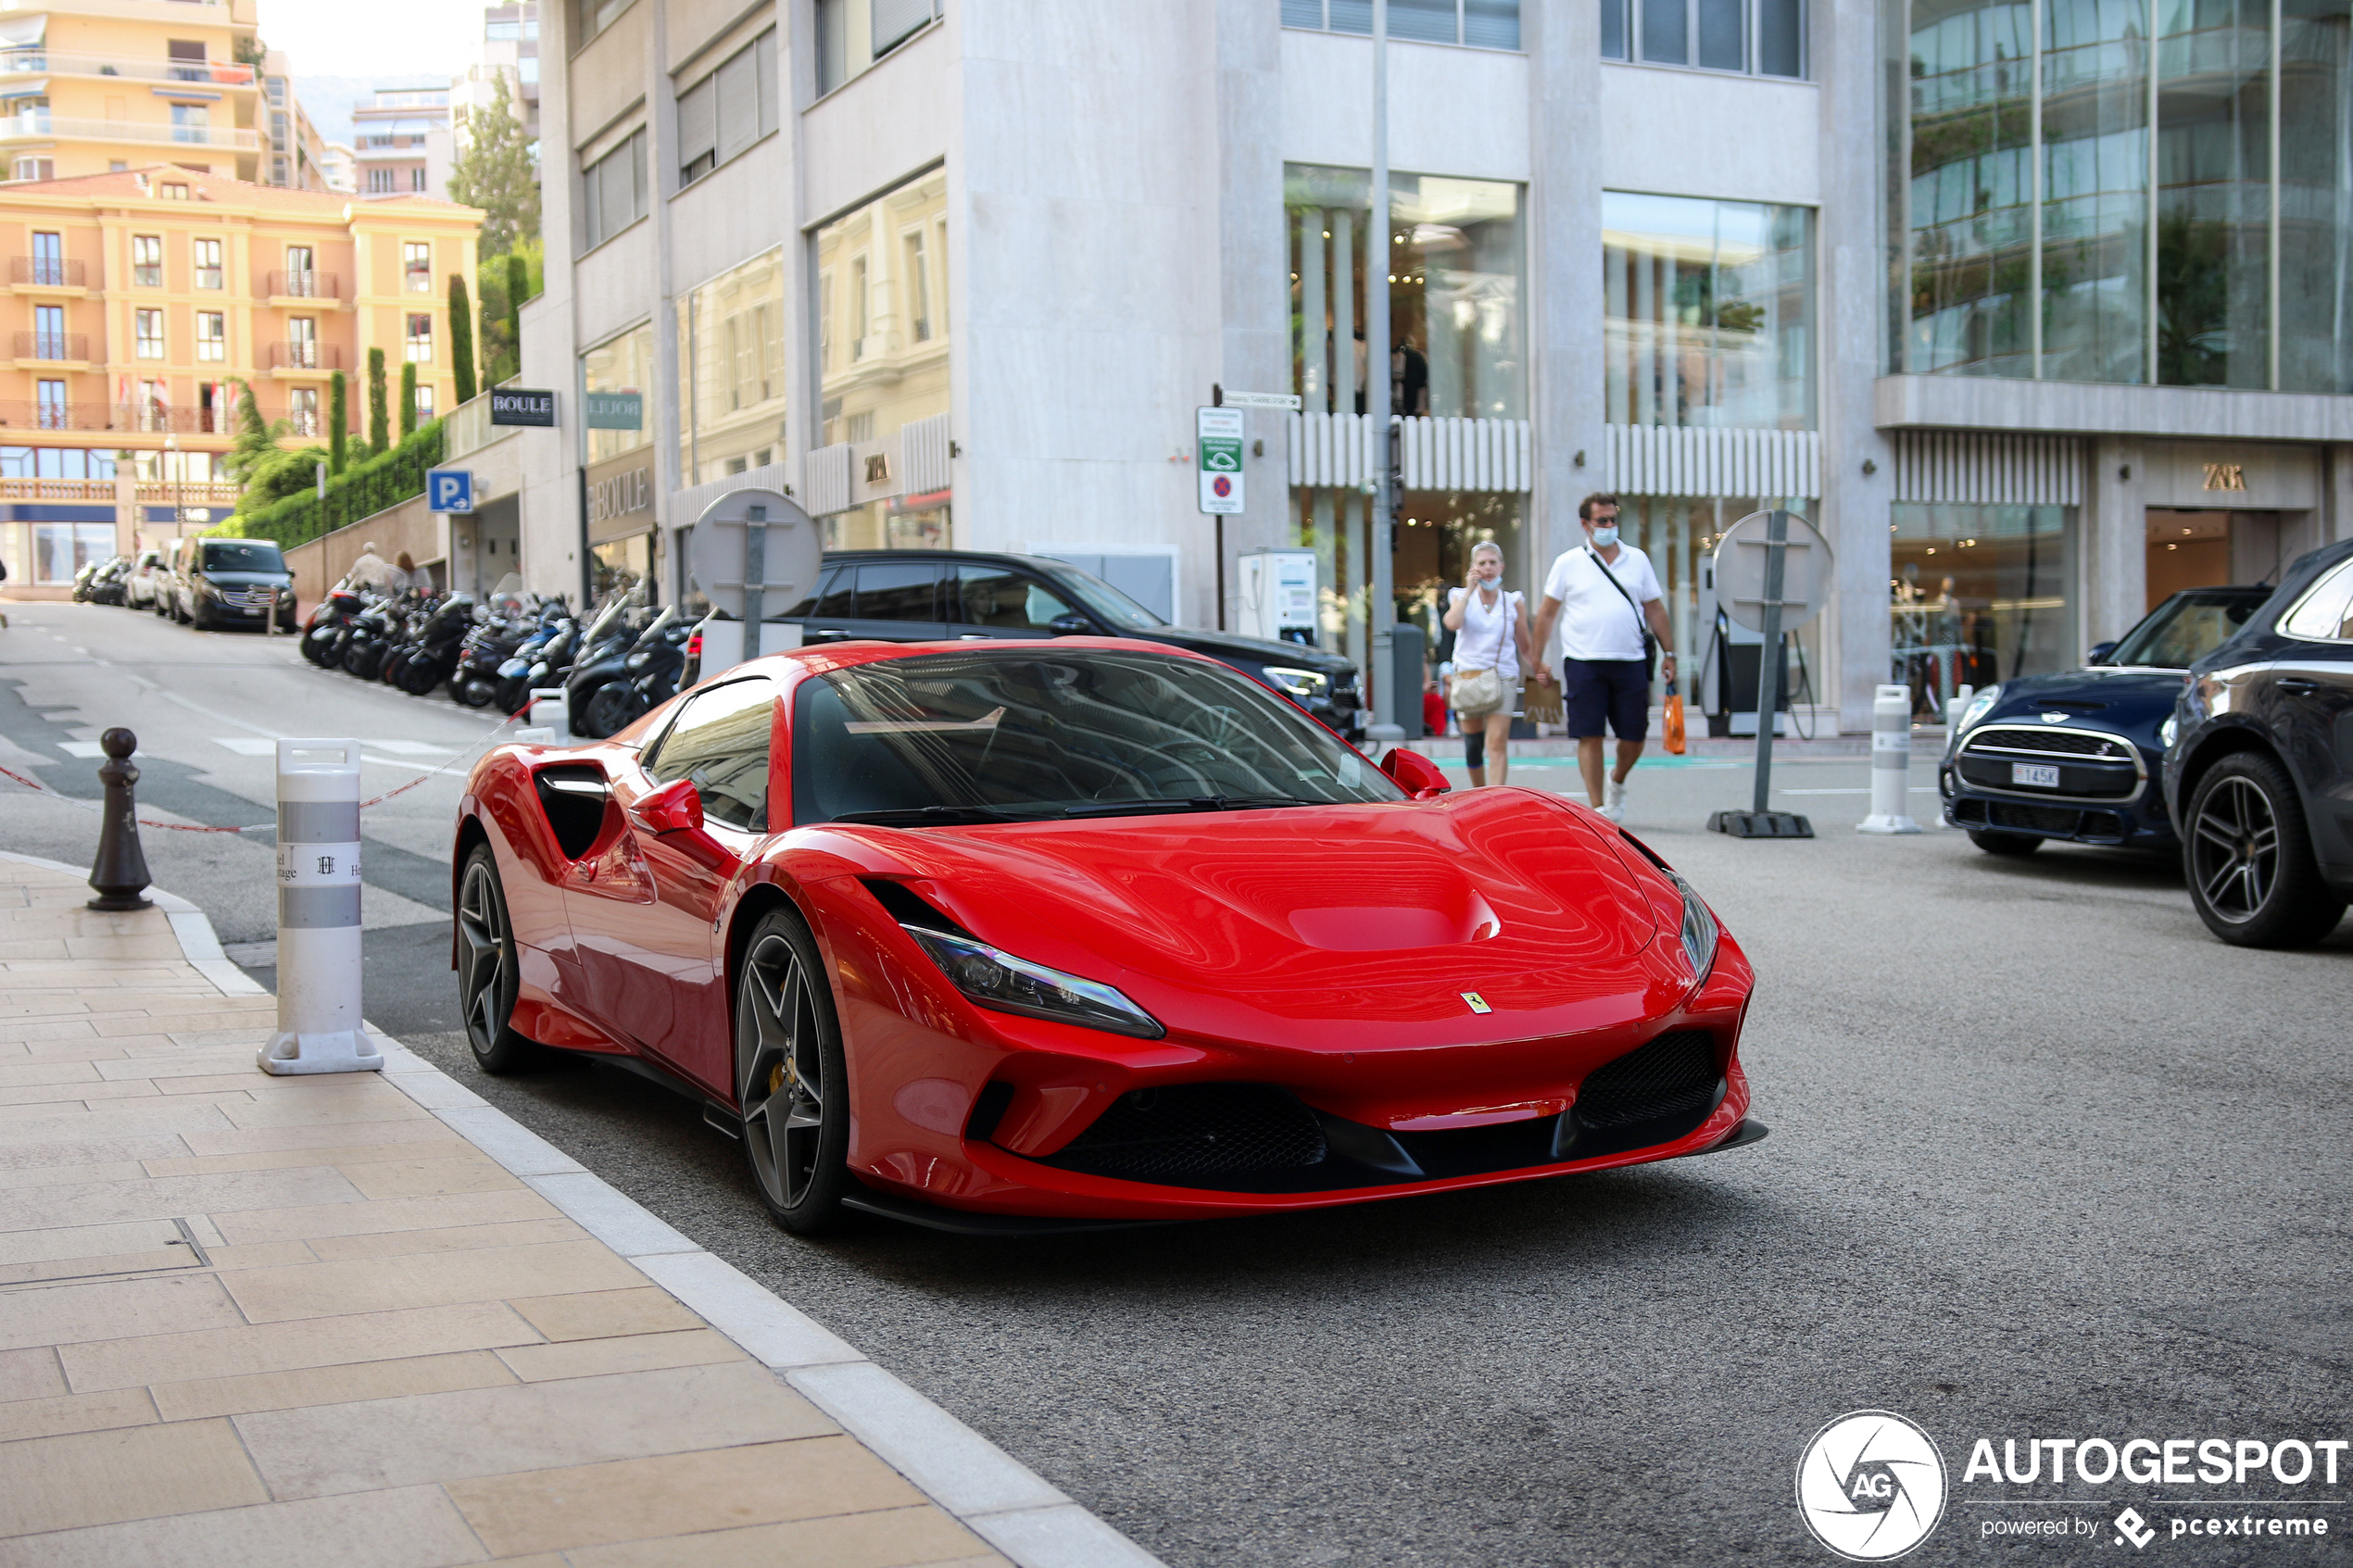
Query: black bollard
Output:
[[87, 727, 153, 911]]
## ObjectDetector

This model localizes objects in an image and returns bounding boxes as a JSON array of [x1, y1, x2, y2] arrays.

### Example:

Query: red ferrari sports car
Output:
[[452, 637, 1763, 1235]]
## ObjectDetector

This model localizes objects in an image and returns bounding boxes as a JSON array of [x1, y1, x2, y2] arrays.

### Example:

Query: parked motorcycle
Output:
[[450, 587, 548, 709], [387, 592, 478, 696], [338, 593, 409, 682], [488, 598, 585, 715], [301, 581, 376, 669], [566, 602, 672, 740]]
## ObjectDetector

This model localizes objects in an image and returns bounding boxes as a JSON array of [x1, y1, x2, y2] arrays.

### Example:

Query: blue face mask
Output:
[[1590, 525, 1619, 548]]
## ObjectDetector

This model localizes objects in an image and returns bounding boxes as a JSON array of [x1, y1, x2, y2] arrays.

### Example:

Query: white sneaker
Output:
[[1602, 777, 1628, 822]]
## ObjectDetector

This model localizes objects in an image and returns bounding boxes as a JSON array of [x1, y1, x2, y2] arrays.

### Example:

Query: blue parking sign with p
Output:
[[428, 470, 474, 514]]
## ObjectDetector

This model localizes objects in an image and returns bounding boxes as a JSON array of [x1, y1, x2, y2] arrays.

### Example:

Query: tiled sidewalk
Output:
[[0, 855, 1126, 1568]]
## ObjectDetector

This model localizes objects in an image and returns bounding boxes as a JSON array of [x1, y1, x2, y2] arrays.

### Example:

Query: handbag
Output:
[[1519, 675, 1564, 727], [1663, 679, 1687, 755], [1448, 665, 1505, 716], [1588, 546, 1657, 680]]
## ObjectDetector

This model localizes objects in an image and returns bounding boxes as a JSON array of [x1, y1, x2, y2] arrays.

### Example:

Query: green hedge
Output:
[[220, 421, 447, 549]]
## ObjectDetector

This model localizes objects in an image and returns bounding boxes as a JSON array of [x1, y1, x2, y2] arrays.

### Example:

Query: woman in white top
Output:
[[1440, 541, 1533, 786]]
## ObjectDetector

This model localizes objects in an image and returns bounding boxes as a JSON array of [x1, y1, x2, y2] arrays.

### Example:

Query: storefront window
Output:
[[591, 533, 650, 606], [813, 169, 949, 549], [1890, 503, 2077, 718], [0, 447, 114, 480], [33, 522, 114, 583], [580, 321, 651, 465], [675, 246, 786, 486], [1603, 192, 1816, 428]]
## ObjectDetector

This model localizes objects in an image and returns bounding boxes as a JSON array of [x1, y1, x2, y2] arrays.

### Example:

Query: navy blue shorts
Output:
[[1562, 658, 1650, 741]]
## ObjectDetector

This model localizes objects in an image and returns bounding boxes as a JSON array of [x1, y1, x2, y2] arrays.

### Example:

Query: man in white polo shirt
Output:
[[1529, 494, 1676, 822]]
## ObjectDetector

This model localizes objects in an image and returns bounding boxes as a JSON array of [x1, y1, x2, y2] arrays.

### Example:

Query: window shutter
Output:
[[872, 0, 932, 57], [714, 46, 757, 163], [756, 30, 779, 138], [675, 74, 715, 176]]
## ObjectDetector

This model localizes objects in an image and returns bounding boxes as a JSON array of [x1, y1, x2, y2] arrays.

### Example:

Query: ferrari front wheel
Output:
[[457, 845, 539, 1073], [736, 909, 854, 1235]]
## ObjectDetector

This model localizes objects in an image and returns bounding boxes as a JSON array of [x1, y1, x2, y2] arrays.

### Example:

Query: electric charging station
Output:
[[1233, 549, 1320, 646]]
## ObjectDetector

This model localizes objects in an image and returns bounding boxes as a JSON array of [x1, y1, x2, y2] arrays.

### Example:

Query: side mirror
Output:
[[633, 777, 704, 835], [1379, 747, 1450, 797], [2086, 641, 2118, 665], [1047, 612, 1093, 636]]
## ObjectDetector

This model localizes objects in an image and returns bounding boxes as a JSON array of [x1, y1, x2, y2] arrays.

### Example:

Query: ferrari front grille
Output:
[[1040, 1083, 1327, 1182], [1573, 1030, 1720, 1129]]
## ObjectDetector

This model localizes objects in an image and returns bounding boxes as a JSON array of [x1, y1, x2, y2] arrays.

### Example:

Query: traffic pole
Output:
[[258, 738, 382, 1075], [1857, 683, 1921, 834]]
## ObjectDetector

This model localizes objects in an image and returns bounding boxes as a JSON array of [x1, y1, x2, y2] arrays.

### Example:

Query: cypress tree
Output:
[[367, 347, 389, 453], [399, 361, 419, 441], [505, 253, 525, 359], [328, 371, 348, 474], [225, 381, 273, 486], [449, 274, 477, 403]]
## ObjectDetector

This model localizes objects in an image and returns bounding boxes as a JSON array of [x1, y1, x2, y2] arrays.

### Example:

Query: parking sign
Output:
[[1197, 407, 1244, 515], [427, 470, 474, 514]]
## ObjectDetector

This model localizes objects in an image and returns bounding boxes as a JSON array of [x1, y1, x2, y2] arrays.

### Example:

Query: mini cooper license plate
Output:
[[2011, 762, 2061, 788]]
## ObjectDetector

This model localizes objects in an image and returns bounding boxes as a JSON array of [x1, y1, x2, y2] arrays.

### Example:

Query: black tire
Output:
[[581, 682, 643, 738], [734, 908, 854, 1235], [1968, 829, 2043, 857], [493, 676, 533, 715], [2183, 751, 2347, 948], [456, 845, 541, 1072], [450, 675, 496, 709]]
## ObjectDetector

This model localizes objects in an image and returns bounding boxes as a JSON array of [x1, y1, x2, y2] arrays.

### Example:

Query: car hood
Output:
[[806, 787, 1684, 1051], [1972, 668, 2185, 746], [1135, 624, 1355, 676]]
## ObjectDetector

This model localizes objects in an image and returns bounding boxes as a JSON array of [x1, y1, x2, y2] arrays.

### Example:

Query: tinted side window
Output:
[[812, 568, 857, 621], [2280, 560, 2353, 642], [785, 565, 841, 619], [645, 678, 774, 831], [854, 561, 942, 621], [954, 565, 1079, 632]]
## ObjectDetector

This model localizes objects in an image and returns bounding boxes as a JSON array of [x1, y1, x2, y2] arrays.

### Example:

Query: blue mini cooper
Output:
[[1938, 586, 2275, 856]]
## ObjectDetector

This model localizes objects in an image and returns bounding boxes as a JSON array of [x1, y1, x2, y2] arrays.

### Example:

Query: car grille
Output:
[[1964, 726, 2133, 760], [1042, 1083, 1327, 1182], [226, 588, 279, 609], [1573, 1030, 1720, 1129]]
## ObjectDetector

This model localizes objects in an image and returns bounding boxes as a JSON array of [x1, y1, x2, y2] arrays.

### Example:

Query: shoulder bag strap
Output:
[[1587, 546, 1656, 671]]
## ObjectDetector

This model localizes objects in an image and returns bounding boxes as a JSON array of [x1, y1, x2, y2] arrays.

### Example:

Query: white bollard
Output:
[[1856, 683, 1922, 834], [1944, 683, 1976, 731], [258, 738, 382, 1075], [527, 687, 571, 743]]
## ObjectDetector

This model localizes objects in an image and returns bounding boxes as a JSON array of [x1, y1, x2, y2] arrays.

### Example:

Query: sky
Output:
[[260, 0, 486, 84]]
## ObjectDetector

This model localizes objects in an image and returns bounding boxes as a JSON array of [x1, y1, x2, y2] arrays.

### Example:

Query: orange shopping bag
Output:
[[1663, 680, 1687, 755]]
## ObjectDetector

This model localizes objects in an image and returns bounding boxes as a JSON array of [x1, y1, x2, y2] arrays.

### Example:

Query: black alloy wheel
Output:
[[581, 683, 645, 739], [2183, 751, 2347, 948], [735, 909, 853, 1234], [456, 846, 539, 1072], [1967, 828, 2042, 857]]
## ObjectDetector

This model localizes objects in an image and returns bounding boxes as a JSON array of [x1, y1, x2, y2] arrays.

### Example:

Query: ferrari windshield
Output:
[[2104, 588, 2271, 669], [793, 648, 1402, 825]]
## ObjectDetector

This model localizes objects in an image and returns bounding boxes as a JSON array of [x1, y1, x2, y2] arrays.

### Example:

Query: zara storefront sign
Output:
[[488, 388, 557, 427]]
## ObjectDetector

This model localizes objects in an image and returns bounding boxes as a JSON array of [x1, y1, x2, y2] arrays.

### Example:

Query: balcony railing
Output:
[[15, 331, 88, 361], [5, 117, 262, 151], [10, 257, 88, 287], [264, 341, 343, 371], [116, 403, 230, 435], [263, 270, 339, 300], [0, 477, 114, 502], [0, 399, 109, 432], [0, 49, 257, 88], [135, 481, 242, 506]]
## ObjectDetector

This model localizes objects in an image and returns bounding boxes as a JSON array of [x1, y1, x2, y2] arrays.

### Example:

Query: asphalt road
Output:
[[6, 596, 2347, 1567]]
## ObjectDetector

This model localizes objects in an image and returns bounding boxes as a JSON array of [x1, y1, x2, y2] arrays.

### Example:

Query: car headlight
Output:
[[2158, 714, 2178, 749], [1262, 665, 1329, 702], [1670, 873, 1719, 983], [900, 923, 1165, 1039], [1956, 684, 2001, 734]]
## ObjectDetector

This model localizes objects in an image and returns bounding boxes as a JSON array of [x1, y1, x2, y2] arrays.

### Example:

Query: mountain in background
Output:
[[295, 75, 448, 148]]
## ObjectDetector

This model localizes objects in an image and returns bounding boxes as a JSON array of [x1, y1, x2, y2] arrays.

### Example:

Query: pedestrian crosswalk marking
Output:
[[366, 741, 455, 756], [56, 740, 107, 758], [211, 737, 278, 756]]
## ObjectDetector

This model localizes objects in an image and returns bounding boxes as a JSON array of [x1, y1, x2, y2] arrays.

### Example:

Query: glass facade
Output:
[[1281, 0, 1522, 49], [813, 169, 949, 550], [579, 321, 652, 466], [1890, 503, 2078, 716], [1603, 192, 1816, 428], [1602, 0, 1807, 75], [675, 246, 786, 487], [1894, 0, 2353, 391]]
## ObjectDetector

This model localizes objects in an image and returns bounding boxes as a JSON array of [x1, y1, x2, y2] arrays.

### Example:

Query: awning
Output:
[[0, 17, 47, 48], [0, 80, 45, 97]]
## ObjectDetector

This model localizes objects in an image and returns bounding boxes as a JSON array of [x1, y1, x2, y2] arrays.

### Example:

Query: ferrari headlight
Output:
[[1956, 684, 2001, 734], [1671, 873, 1719, 983], [900, 924, 1164, 1039], [1262, 665, 1329, 701]]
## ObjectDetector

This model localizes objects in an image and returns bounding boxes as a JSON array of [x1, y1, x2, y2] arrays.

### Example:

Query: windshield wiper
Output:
[[825, 805, 1062, 827]]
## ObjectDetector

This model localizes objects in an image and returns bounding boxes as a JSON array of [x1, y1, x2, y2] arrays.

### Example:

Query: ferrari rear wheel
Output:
[[1967, 828, 2042, 857], [2183, 752, 2345, 947], [735, 909, 853, 1235], [457, 846, 539, 1073]]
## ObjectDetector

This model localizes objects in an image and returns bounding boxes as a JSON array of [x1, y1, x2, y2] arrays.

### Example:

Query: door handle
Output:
[[2274, 678, 2321, 696]]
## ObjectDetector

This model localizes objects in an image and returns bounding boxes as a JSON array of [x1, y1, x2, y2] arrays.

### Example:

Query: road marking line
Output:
[[211, 736, 279, 756], [55, 740, 107, 759], [364, 740, 456, 756]]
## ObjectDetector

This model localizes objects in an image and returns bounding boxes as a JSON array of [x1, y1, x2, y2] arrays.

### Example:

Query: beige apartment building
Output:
[[0, 166, 483, 594], [0, 0, 265, 186]]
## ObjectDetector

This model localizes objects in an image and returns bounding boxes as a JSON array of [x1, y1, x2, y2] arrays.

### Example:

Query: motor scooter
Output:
[[388, 593, 478, 696], [566, 603, 673, 739]]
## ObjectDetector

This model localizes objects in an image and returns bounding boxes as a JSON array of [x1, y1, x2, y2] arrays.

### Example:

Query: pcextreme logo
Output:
[[1796, 1411, 1949, 1562]]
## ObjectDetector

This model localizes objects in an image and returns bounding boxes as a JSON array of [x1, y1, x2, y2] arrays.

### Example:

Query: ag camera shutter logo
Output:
[[1796, 1411, 1947, 1561]]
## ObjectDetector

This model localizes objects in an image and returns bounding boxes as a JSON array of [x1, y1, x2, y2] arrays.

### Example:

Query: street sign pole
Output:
[[1363, 0, 1402, 743], [1707, 508, 1817, 838]]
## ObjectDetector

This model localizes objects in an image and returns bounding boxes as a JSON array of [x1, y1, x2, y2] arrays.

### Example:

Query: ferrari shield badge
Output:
[[1462, 992, 1491, 1014]]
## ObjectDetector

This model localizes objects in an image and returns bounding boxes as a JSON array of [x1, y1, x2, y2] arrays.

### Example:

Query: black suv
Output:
[[2163, 537, 2353, 947], [714, 549, 1363, 737], [169, 537, 297, 632]]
